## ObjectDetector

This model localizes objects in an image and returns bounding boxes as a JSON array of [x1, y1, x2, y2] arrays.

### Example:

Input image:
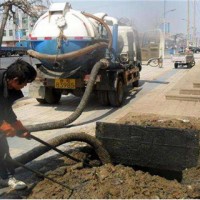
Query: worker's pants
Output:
[[0, 134, 15, 179]]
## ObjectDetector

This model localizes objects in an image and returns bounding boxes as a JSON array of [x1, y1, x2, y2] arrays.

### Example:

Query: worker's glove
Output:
[[17, 131, 31, 139], [0, 121, 16, 137], [12, 120, 31, 139]]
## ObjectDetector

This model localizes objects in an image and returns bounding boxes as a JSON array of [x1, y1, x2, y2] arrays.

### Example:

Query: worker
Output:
[[0, 59, 37, 190]]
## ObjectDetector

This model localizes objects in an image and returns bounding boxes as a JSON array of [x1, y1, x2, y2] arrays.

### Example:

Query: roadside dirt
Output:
[[1, 113, 200, 199], [118, 113, 200, 130]]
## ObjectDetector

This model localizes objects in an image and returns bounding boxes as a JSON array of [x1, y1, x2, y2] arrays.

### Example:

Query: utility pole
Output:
[[163, 0, 166, 59], [193, 0, 196, 46], [163, 0, 176, 49], [187, 0, 190, 47], [163, 0, 166, 38]]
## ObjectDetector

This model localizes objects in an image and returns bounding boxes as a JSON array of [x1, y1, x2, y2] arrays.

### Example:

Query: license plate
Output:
[[55, 79, 75, 89]]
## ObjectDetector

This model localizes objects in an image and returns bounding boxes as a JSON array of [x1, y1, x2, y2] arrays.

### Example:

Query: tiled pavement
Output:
[[108, 57, 200, 122]]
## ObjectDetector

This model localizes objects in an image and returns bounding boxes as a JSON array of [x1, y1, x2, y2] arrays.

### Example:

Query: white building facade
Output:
[[1, 6, 47, 47]]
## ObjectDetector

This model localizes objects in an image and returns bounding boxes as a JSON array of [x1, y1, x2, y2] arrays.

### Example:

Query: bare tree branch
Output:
[[0, 0, 47, 46], [0, 5, 11, 46]]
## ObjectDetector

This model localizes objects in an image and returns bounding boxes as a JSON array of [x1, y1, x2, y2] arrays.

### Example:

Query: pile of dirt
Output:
[[29, 163, 190, 199], [1, 114, 200, 199]]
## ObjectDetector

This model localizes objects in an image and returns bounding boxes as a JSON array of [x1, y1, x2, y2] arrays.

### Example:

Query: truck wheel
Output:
[[45, 88, 61, 104], [174, 63, 178, 68], [108, 79, 124, 107], [36, 88, 61, 104], [132, 80, 139, 88], [36, 98, 47, 104], [6, 52, 11, 57], [97, 91, 109, 106], [137, 63, 142, 71]]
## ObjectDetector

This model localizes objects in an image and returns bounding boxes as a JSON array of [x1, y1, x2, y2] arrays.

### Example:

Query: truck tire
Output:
[[132, 80, 139, 88], [174, 63, 178, 68], [97, 91, 109, 106], [6, 52, 11, 57], [36, 98, 47, 104], [108, 79, 124, 107], [37, 88, 61, 104], [46, 88, 61, 104], [137, 63, 142, 71]]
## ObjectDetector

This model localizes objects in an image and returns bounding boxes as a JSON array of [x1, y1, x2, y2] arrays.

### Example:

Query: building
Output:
[[1, 5, 47, 47]]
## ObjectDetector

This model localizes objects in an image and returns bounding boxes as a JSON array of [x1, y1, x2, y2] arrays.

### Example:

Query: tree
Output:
[[0, 0, 47, 46]]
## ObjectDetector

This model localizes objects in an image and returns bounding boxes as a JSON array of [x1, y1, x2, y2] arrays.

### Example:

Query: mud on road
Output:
[[1, 114, 200, 199]]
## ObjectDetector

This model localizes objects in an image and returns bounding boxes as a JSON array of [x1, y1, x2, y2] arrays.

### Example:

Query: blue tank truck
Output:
[[27, 2, 141, 107]]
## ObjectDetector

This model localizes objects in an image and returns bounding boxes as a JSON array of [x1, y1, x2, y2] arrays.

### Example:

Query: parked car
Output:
[[188, 46, 200, 53]]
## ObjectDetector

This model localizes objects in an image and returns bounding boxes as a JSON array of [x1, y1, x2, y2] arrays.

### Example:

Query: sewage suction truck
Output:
[[28, 2, 141, 107]]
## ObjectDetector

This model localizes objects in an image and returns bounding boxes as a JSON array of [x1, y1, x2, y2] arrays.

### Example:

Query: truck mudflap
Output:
[[96, 122, 199, 171]]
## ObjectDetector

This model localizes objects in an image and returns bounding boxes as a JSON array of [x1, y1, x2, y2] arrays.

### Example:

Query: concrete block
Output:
[[96, 122, 199, 171]]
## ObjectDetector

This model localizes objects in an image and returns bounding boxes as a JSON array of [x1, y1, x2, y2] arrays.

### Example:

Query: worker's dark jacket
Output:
[[0, 69, 23, 133], [0, 68, 24, 179]]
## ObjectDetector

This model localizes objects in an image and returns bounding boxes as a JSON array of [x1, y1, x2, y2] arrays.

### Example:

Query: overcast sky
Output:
[[50, 0, 200, 36]]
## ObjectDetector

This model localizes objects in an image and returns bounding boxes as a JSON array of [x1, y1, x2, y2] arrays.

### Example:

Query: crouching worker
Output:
[[0, 59, 36, 190]]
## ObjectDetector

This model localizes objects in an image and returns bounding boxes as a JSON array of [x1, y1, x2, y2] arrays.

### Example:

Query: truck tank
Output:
[[29, 3, 114, 73]]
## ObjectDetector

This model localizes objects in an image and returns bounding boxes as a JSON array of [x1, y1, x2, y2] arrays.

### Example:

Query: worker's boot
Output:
[[7, 176, 27, 190]]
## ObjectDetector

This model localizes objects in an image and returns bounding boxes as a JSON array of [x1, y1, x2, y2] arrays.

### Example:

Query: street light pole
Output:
[[163, 9, 176, 36], [187, 0, 190, 47], [163, 0, 176, 41], [163, 0, 166, 40], [162, 1, 176, 59], [182, 0, 192, 47], [193, 0, 196, 46]]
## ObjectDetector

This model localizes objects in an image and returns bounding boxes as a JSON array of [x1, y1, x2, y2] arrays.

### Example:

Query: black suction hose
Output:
[[26, 60, 108, 132], [30, 134, 92, 167], [14, 60, 111, 167], [14, 132, 112, 168]]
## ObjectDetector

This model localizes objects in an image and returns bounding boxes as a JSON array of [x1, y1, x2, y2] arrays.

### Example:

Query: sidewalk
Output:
[[166, 63, 200, 101], [107, 58, 200, 122]]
